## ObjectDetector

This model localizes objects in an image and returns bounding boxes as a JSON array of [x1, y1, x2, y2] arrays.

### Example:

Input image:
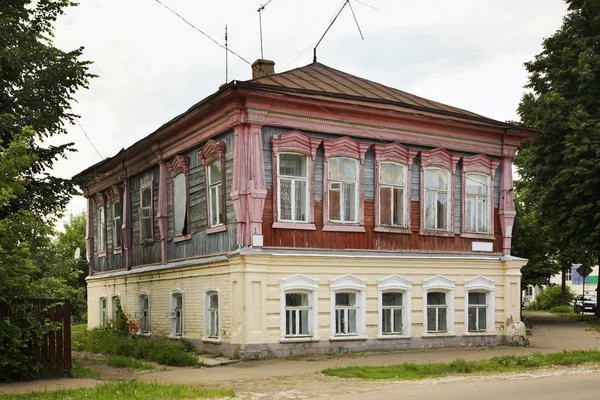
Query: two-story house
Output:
[[76, 60, 533, 357]]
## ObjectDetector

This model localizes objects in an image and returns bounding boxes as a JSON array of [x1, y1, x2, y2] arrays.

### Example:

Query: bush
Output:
[[549, 305, 575, 314], [529, 286, 576, 311]]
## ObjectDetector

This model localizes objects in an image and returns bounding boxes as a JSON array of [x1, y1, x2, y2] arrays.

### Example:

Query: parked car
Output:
[[574, 294, 597, 312]]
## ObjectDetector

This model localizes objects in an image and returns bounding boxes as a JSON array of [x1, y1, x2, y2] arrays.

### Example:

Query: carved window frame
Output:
[[323, 137, 370, 233], [329, 274, 367, 340], [372, 142, 418, 233], [199, 140, 227, 235], [464, 276, 496, 335], [271, 131, 321, 231], [377, 275, 412, 338], [461, 154, 500, 240], [419, 148, 460, 237], [94, 193, 107, 257], [279, 275, 320, 343], [168, 155, 191, 242], [422, 275, 456, 337]]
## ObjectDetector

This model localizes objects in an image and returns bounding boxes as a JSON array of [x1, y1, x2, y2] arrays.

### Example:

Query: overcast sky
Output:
[[51, 0, 567, 229]]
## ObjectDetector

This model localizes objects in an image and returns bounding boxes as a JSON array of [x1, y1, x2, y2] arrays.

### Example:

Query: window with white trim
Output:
[[138, 294, 150, 334], [111, 295, 120, 321], [329, 275, 366, 338], [170, 292, 184, 337], [204, 291, 220, 339], [422, 275, 455, 335], [97, 205, 106, 253], [382, 292, 404, 334], [280, 275, 319, 340], [468, 292, 487, 332], [113, 201, 122, 249], [285, 293, 310, 336], [427, 292, 447, 333], [328, 157, 358, 223], [377, 275, 412, 337], [335, 292, 358, 335], [379, 162, 407, 227], [140, 183, 153, 241], [99, 297, 107, 326], [464, 276, 495, 334], [208, 161, 223, 227], [465, 173, 490, 234], [424, 168, 450, 231], [278, 153, 309, 222]]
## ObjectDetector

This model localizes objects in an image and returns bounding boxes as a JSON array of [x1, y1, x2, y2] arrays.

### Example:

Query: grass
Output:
[[322, 350, 600, 380], [74, 327, 200, 367], [70, 360, 101, 379], [71, 323, 88, 349], [0, 381, 234, 400], [106, 356, 155, 371]]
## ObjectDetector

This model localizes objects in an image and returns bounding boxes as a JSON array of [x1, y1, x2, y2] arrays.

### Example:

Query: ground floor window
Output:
[[111, 295, 120, 321], [381, 292, 404, 334], [138, 294, 150, 334], [99, 297, 107, 326], [335, 292, 358, 335], [279, 275, 319, 340], [170, 292, 184, 337], [426, 292, 448, 333], [205, 291, 219, 339], [285, 292, 310, 336], [468, 292, 487, 332], [464, 276, 495, 334]]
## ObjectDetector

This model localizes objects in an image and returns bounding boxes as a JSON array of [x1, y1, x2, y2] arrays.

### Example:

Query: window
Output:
[[379, 162, 407, 227], [170, 292, 184, 337], [113, 201, 122, 249], [328, 157, 358, 223], [204, 290, 220, 339], [382, 293, 404, 334], [464, 276, 495, 334], [140, 182, 153, 241], [111, 295, 120, 321], [97, 205, 106, 253], [422, 275, 455, 335], [329, 275, 366, 338], [566, 269, 572, 281], [465, 173, 490, 233], [168, 155, 191, 240], [99, 297, 107, 326], [279, 275, 319, 341], [138, 294, 150, 334], [377, 275, 412, 337], [208, 161, 223, 227], [278, 153, 309, 222], [424, 168, 450, 231]]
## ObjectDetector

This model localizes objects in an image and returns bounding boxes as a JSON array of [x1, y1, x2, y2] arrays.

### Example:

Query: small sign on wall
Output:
[[472, 241, 493, 252], [252, 234, 264, 248]]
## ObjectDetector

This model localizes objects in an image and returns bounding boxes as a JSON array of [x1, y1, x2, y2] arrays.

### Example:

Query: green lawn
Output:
[[0, 381, 234, 400], [322, 350, 600, 380]]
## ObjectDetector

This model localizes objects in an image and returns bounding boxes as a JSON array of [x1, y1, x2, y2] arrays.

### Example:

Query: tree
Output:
[[515, 0, 600, 310]]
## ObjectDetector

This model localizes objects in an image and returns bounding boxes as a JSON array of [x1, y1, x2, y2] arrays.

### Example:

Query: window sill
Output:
[[418, 230, 454, 238], [273, 222, 317, 231], [464, 332, 496, 336], [113, 249, 122, 255], [329, 335, 368, 341], [137, 332, 152, 337], [98, 252, 107, 259], [201, 337, 222, 344], [206, 225, 227, 235], [377, 335, 411, 340], [423, 332, 455, 338], [374, 226, 412, 235], [169, 334, 184, 339], [460, 233, 495, 240], [323, 224, 365, 233], [174, 234, 192, 243], [280, 336, 321, 343]]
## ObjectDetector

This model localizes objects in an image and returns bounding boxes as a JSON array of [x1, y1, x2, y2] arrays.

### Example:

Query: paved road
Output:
[[321, 370, 600, 400]]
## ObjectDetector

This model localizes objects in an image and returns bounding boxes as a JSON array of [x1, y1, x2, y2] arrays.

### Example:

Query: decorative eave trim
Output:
[[107, 185, 121, 202], [168, 154, 190, 176], [462, 154, 501, 177], [271, 130, 322, 159], [372, 142, 410, 164], [420, 148, 461, 173], [199, 140, 226, 166], [323, 136, 370, 164]]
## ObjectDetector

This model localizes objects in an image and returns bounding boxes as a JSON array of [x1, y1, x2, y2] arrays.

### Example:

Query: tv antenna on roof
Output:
[[313, 0, 364, 63], [257, 0, 275, 59]]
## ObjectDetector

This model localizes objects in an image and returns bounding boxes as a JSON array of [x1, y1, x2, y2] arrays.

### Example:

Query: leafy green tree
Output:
[[515, 0, 600, 309]]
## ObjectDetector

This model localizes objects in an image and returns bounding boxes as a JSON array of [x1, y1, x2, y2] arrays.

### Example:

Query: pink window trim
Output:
[[199, 140, 227, 233], [322, 136, 370, 232], [461, 154, 500, 237], [139, 181, 154, 242], [271, 130, 322, 229], [168, 155, 191, 241], [419, 148, 461, 236], [93, 192, 107, 258], [372, 142, 418, 231]]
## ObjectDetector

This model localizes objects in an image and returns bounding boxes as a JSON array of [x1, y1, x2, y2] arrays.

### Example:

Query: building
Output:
[[76, 60, 534, 357]]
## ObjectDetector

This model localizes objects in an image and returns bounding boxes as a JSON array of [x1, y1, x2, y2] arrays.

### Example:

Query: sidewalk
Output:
[[2, 312, 599, 395]]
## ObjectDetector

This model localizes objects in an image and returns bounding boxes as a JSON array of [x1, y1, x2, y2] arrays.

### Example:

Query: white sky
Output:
[[51, 0, 567, 229]]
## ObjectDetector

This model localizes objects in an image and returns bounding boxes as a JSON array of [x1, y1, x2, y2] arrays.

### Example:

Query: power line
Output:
[[354, 0, 379, 11], [76, 120, 104, 160], [153, 0, 251, 65]]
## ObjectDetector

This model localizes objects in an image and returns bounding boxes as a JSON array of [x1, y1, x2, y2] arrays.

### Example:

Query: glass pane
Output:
[[295, 180, 307, 221], [468, 307, 477, 331], [329, 158, 357, 181], [427, 308, 436, 331], [286, 309, 294, 335], [427, 292, 446, 305], [382, 309, 391, 333], [300, 309, 309, 335], [336, 292, 355, 306], [348, 308, 357, 333], [393, 187, 404, 226], [425, 191, 435, 229], [209, 162, 222, 184], [343, 183, 356, 222], [477, 196, 488, 232], [469, 292, 487, 305], [113, 202, 121, 219], [466, 174, 488, 194], [174, 173, 187, 235], [437, 193, 448, 230], [380, 163, 404, 186], [438, 307, 447, 331], [286, 293, 308, 307], [425, 169, 448, 190], [393, 309, 403, 333], [280, 154, 307, 178], [142, 187, 152, 207], [479, 307, 487, 330], [115, 224, 122, 247], [210, 294, 219, 308], [466, 195, 475, 232], [329, 187, 340, 221], [210, 185, 221, 226], [380, 187, 392, 225], [142, 218, 152, 240], [383, 292, 402, 306], [329, 158, 343, 180], [335, 309, 344, 334]]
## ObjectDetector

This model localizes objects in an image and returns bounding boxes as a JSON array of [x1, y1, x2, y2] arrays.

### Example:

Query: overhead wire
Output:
[[76, 120, 104, 160]]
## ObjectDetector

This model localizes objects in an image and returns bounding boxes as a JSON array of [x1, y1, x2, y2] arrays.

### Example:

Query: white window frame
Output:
[[279, 275, 320, 343], [169, 290, 184, 338], [377, 275, 412, 338], [111, 294, 120, 321], [328, 157, 359, 224], [277, 152, 310, 223], [378, 162, 408, 228], [464, 276, 495, 335], [208, 161, 223, 228], [97, 205, 106, 253], [138, 292, 150, 335], [140, 181, 153, 242], [422, 275, 455, 336], [329, 275, 366, 340], [99, 297, 107, 326], [203, 288, 221, 342], [113, 200, 122, 250], [465, 172, 491, 234], [424, 167, 451, 232]]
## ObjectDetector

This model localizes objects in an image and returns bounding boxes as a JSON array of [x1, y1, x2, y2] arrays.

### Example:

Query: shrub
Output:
[[549, 305, 575, 314], [529, 286, 576, 311]]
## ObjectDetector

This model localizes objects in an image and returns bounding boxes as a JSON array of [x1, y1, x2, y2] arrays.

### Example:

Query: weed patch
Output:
[[70, 360, 101, 379], [106, 356, 155, 371]]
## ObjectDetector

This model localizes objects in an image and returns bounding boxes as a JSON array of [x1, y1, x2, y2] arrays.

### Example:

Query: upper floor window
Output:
[[97, 205, 106, 253], [328, 157, 359, 223], [208, 161, 223, 227], [199, 140, 227, 234], [379, 162, 407, 227], [465, 173, 490, 234], [278, 153, 309, 222], [113, 201, 122, 249], [424, 168, 450, 231], [169, 155, 191, 241], [140, 182, 153, 241]]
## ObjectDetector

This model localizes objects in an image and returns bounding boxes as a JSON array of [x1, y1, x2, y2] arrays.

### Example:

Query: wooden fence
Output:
[[0, 298, 71, 374]]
